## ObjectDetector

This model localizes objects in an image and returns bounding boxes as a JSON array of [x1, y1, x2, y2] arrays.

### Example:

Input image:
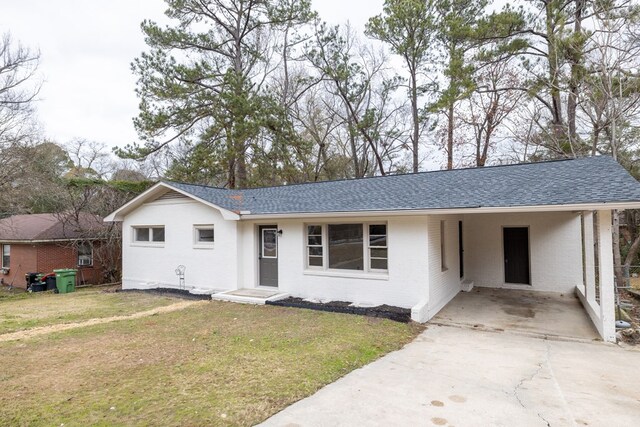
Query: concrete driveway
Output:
[[261, 326, 640, 426]]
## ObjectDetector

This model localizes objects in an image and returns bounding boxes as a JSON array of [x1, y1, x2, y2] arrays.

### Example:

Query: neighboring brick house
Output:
[[0, 212, 118, 288]]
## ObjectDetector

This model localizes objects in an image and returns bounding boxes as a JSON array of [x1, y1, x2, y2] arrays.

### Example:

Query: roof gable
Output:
[[104, 182, 240, 222]]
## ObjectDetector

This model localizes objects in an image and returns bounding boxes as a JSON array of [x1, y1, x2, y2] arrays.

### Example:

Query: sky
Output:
[[1, 0, 383, 150]]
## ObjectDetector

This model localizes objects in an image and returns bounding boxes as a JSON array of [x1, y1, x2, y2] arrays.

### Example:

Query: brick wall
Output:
[[0, 241, 114, 289], [0, 243, 37, 288], [37, 243, 104, 286]]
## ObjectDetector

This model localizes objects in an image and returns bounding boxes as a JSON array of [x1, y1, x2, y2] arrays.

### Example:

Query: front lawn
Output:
[[0, 300, 423, 426], [0, 288, 179, 334]]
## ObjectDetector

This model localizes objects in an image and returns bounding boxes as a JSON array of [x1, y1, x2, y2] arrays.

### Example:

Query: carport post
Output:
[[583, 211, 596, 302], [597, 209, 616, 342]]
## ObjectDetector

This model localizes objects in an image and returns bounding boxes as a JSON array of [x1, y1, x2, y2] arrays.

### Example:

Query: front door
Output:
[[259, 225, 278, 287], [503, 227, 530, 285]]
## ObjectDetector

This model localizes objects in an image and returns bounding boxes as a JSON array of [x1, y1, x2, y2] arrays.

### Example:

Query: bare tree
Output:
[[457, 60, 525, 167], [0, 33, 41, 197], [306, 22, 411, 177]]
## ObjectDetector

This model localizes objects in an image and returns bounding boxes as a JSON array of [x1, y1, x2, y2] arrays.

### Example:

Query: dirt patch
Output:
[[266, 297, 411, 323], [117, 287, 212, 300], [0, 300, 205, 342]]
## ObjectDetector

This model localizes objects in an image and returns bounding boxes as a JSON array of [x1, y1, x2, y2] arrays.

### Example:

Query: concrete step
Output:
[[211, 288, 289, 305]]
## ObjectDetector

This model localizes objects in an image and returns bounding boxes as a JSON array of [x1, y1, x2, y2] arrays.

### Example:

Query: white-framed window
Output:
[[1, 244, 10, 269], [440, 220, 447, 271], [77, 241, 93, 266], [133, 226, 165, 243], [194, 225, 215, 245], [305, 223, 388, 273], [368, 224, 388, 270], [307, 225, 323, 267]]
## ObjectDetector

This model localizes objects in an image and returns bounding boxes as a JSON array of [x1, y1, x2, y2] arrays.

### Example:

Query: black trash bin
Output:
[[25, 272, 41, 288], [44, 275, 57, 291], [30, 282, 46, 292]]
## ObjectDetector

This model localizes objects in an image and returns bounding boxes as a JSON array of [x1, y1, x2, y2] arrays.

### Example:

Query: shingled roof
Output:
[[0, 212, 106, 242], [161, 156, 640, 216]]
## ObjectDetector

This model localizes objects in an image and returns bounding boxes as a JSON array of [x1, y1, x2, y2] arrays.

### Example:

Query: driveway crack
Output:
[[512, 341, 554, 426]]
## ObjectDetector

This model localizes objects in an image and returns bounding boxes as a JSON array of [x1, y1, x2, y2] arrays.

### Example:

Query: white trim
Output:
[[104, 182, 240, 222], [193, 224, 215, 248], [240, 201, 640, 220]]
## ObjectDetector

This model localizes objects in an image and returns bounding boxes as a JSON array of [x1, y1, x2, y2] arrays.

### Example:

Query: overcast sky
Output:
[[1, 0, 383, 150]]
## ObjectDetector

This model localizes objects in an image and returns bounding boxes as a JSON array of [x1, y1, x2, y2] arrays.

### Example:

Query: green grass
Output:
[[0, 288, 179, 334], [0, 300, 423, 426]]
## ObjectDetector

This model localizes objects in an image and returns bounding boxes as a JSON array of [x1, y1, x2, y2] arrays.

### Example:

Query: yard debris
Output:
[[620, 327, 640, 345]]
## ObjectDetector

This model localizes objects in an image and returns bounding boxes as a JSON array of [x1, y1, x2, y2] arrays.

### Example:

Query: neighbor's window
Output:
[[368, 224, 388, 270], [307, 225, 323, 267], [195, 226, 215, 244], [440, 220, 447, 271], [1, 244, 9, 268], [77, 242, 93, 266], [134, 226, 165, 243]]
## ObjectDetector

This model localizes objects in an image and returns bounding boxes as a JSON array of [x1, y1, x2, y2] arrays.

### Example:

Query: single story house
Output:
[[0, 212, 116, 288], [105, 156, 640, 342]]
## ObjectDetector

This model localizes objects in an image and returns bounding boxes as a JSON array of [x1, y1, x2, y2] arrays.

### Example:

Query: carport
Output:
[[431, 287, 600, 341], [433, 209, 618, 342]]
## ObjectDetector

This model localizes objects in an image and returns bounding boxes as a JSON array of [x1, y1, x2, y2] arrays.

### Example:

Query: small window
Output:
[[307, 225, 323, 267], [133, 226, 165, 243], [440, 220, 447, 271], [369, 224, 388, 270], [195, 226, 215, 244], [77, 242, 93, 266], [1, 244, 10, 268]]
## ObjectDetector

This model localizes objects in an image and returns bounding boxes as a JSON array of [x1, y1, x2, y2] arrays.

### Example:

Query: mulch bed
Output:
[[266, 297, 412, 323], [117, 288, 212, 301]]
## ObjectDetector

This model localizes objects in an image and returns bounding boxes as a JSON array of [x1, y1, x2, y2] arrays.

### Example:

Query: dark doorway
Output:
[[503, 227, 530, 285], [458, 221, 464, 278], [259, 225, 278, 287]]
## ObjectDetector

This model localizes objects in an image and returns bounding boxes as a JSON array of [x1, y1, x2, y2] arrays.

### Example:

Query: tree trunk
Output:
[[235, 140, 247, 188], [545, 1, 566, 148], [613, 209, 625, 286], [410, 69, 419, 173], [567, 0, 585, 147], [447, 102, 454, 170], [624, 230, 640, 266]]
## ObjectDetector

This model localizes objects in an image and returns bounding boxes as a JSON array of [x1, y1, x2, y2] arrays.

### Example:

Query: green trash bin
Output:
[[53, 269, 77, 294]]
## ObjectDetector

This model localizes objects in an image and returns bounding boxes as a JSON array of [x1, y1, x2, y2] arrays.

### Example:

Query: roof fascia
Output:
[[239, 201, 640, 220]]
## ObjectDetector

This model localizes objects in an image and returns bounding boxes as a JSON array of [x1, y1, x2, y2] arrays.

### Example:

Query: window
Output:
[[368, 224, 388, 270], [305, 223, 387, 273], [307, 225, 323, 267], [1, 245, 9, 269], [77, 242, 93, 266], [133, 226, 165, 243], [329, 224, 364, 270], [195, 226, 215, 244], [440, 220, 447, 271]]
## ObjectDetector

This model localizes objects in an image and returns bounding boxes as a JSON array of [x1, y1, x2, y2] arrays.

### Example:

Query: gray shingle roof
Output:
[[166, 156, 640, 215]]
